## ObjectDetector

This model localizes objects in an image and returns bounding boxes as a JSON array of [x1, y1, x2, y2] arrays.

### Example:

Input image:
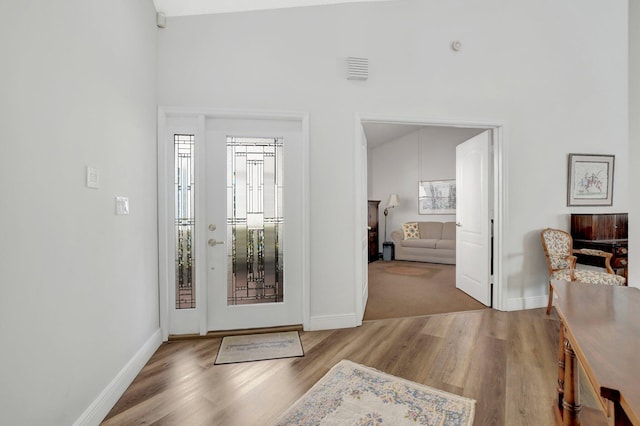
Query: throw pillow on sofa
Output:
[[402, 222, 420, 240]]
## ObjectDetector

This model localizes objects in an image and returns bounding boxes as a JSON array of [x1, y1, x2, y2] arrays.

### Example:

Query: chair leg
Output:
[[546, 283, 554, 315]]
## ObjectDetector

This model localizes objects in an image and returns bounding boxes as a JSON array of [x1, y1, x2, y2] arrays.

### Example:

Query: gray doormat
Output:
[[214, 331, 304, 365]]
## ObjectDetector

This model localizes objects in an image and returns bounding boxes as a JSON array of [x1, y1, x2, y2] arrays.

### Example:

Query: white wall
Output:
[[0, 1, 159, 424], [369, 126, 484, 248], [629, 0, 639, 288], [372, 130, 425, 243], [157, 0, 628, 319]]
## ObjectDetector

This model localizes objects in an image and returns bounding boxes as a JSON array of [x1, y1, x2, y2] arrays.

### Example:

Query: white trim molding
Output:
[[507, 295, 549, 311], [309, 313, 359, 331], [354, 113, 509, 314], [73, 329, 162, 426]]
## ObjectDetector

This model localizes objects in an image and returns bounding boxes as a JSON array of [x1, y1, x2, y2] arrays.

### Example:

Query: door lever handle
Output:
[[208, 238, 225, 246], [456, 222, 462, 227]]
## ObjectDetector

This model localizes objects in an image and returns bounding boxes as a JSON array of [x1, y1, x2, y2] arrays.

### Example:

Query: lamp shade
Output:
[[386, 193, 400, 208]]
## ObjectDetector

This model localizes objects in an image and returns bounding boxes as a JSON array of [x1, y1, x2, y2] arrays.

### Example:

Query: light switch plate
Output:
[[86, 166, 99, 189], [115, 196, 129, 215]]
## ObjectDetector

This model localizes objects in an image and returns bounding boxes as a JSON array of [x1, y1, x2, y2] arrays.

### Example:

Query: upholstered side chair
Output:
[[540, 228, 626, 314]]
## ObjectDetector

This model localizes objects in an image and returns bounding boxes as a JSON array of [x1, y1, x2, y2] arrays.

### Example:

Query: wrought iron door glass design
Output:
[[175, 134, 196, 309], [227, 137, 284, 305]]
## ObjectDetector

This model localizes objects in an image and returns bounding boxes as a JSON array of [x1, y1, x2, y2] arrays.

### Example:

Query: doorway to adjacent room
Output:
[[354, 115, 506, 322]]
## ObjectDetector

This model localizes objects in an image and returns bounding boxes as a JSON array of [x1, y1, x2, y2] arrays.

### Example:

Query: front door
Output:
[[205, 117, 304, 331], [455, 130, 492, 305], [161, 110, 307, 337]]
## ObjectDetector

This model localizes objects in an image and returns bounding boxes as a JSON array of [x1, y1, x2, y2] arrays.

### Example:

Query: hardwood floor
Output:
[[102, 308, 583, 425]]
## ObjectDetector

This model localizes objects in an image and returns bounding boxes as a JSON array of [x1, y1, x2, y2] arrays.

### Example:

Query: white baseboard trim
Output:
[[73, 328, 162, 426], [309, 313, 359, 331], [507, 295, 548, 311]]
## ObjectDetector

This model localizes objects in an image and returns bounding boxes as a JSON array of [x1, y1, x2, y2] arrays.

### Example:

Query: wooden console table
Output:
[[550, 280, 640, 425], [573, 238, 628, 279], [571, 213, 628, 279]]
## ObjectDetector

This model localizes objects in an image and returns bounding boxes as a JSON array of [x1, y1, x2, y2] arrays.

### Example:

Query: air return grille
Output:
[[347, 57, 368, 80]]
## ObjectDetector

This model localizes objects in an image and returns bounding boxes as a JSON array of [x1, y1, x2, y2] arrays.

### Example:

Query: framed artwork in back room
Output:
[[418, 179, 456, 214], [567, 153, 614, 206]]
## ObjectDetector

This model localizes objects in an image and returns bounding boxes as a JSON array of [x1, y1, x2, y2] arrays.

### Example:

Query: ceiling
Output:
[[152, 0, 392, 17], [362, 123, 424, 148], [362, 123, 487, 148], [151, 0, 483, 148]]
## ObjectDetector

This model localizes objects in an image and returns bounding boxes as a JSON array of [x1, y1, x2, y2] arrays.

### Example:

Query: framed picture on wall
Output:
[[567, 153, 614, 206], [418, 179, 456, 214]]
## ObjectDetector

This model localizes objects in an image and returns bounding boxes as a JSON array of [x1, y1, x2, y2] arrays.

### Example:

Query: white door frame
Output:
[[354, 113, 508, 322], [158, 106, 311, 340]]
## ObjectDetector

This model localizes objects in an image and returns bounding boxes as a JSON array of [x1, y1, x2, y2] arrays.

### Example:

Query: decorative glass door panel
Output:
[[227, 137, 284, 305], [205, 116, 303, 332], [174, 134, 196, 309]]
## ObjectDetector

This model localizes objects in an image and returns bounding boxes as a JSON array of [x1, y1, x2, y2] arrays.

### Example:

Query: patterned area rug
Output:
[[214, 331, 304, 365], [274, 360, 475, 425]]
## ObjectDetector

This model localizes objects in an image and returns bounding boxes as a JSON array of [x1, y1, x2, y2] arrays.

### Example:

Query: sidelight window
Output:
[[174, 134, 195, 309]]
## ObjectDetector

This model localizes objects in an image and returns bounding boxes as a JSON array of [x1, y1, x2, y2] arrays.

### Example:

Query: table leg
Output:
[[614, 401, 633, 425], [557, 323, 565, 412], [562, 336, 582, 425]]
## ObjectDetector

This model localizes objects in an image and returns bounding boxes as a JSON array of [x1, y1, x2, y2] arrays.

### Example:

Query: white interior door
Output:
[[456, 130, 491, 305], [356, 124, 369, 324], [205, 117, 304, 331]]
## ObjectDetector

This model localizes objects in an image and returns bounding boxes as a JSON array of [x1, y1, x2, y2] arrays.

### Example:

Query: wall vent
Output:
[[347, 57, 369, 80]]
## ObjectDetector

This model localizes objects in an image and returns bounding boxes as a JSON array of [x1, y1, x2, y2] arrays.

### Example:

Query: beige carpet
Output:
[[363, 260, 488, 320]]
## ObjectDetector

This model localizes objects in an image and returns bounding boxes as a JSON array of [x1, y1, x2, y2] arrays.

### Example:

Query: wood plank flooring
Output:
[[102, 308, 593, 426]]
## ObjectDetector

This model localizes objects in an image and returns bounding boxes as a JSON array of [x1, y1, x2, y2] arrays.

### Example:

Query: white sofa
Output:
[[390, 221, 456, 264]]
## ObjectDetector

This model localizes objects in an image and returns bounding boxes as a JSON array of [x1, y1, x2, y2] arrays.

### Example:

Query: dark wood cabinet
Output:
[[368, 200, 380, 262], [570, 213, 627, 241], [571, 213, 628, 278]]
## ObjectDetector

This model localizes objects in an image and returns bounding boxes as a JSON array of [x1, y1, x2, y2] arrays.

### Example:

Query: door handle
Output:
[[208, 238, 225, 246], [456, 222, 462, 227]]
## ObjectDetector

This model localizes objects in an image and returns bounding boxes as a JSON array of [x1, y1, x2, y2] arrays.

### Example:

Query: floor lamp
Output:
[[383, 193, 400, 242]]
